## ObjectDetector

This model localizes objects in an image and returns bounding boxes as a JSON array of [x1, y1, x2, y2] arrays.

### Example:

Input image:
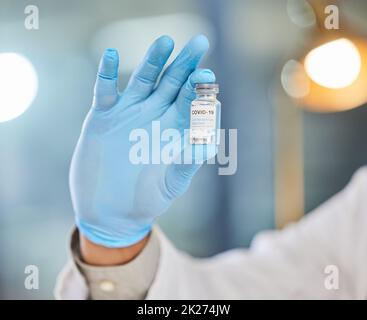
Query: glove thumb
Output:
[[164, 162, 201, 200]]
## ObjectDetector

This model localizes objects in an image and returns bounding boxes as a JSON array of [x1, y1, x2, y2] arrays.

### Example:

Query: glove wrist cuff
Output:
[[76, 219, 152, 249]]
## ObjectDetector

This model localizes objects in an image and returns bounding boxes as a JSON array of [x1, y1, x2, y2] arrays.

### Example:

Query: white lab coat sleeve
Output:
[[146, 167, 367, 299]]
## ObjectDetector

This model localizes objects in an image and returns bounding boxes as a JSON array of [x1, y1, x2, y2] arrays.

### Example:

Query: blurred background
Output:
[[1, 0, 367, 299]]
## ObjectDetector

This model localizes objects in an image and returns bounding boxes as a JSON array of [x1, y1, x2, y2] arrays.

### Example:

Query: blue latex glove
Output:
[[70, 35, 217, 247]]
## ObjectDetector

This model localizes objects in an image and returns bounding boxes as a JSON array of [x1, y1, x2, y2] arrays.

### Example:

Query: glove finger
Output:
[[123, 35, 174, 104], [175, 68, 215, 120], [93, 48, 119, 110], [151, 35, 209, 106]]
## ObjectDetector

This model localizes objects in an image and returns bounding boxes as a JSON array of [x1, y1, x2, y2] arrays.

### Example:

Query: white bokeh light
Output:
[[304, 38, 361, 89], [0, 53, 38, 122]]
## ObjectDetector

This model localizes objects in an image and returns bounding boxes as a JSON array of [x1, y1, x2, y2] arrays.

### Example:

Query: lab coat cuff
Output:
[[55, 225, 160, 300]]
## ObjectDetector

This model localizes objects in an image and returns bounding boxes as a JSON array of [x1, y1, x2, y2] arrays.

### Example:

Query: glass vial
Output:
[[190, 83, 221, 145]]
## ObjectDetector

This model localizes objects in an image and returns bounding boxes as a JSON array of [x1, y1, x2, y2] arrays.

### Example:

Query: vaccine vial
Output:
[[190, 83, 221, 145]]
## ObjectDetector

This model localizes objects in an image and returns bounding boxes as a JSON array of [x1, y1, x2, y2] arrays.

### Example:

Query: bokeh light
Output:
[[304, 38, 361, 89], [281, 59, 310, 98], [0, 53, 38, 123]]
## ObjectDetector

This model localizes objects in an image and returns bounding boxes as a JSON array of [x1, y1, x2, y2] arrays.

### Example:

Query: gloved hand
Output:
[[70, 35, 217, 248]]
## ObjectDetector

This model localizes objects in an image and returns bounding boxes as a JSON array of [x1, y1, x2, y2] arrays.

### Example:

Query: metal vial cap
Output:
[[195, 83, 219, 94]]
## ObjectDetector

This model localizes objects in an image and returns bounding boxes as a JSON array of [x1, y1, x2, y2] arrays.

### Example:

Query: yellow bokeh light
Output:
[[304, 38, 361, 89]]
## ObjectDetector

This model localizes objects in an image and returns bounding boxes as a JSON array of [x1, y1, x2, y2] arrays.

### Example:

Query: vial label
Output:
[[190, 100, 216, 144]]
